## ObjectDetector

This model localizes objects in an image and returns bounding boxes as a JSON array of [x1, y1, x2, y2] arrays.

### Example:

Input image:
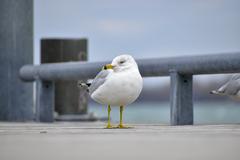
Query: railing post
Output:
[[36, 80, 55, 122], [0, 0, 34, 121], [41, 39, 88, 116], [170, 70, 193, 125]]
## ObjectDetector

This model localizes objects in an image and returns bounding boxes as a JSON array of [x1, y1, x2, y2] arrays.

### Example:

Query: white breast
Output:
[[91, 69, 143, 106]]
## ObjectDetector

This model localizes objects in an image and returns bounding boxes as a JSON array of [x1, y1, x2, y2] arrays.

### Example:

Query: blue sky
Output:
[[34, 0, 240, 84], [34, 0, 240, 63]]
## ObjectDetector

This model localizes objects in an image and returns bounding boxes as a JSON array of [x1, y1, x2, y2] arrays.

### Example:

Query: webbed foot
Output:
[[105, 124, 115, 129], [116, 124, 133, 129]]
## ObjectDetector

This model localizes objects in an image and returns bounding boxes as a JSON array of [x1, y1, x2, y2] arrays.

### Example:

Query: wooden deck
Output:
[[1, 122, 240, 160]]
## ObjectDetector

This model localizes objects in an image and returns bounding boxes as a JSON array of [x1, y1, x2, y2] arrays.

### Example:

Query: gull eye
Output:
[[119, 60, 125, 64]]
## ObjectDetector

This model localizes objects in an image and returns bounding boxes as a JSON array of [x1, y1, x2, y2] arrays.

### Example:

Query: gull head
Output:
[[103, 55, 138, 72]]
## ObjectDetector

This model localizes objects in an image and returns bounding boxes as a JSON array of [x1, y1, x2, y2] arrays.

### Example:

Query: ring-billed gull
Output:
[[80, 55, 143, 128], [210, 74, 240, 100]]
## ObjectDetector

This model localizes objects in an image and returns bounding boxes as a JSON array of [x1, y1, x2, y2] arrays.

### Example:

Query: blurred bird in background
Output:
[[210, 74, 240, 100]]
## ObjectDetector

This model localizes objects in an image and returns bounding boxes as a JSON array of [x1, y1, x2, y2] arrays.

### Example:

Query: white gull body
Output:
[[90, 55, 143, 106]]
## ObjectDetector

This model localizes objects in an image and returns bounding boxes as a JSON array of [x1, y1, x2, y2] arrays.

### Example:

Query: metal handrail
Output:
[[19, 52, 240, 125], [20, 52, 240, 81]]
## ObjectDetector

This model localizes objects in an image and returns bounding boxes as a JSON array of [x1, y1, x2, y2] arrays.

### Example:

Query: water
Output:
[[89, 101, 240, 124]]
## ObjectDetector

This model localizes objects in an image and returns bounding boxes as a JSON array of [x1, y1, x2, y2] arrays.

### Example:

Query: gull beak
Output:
[[103, 64, 115, 70]]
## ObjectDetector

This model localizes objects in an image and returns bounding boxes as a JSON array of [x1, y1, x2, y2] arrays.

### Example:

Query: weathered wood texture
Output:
[[0, 0, 33, 121], [0, 122, 240, 160], [41, 39, 88, 115]]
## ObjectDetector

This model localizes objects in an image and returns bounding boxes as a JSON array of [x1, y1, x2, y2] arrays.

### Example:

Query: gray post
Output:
[[0, 0, 33, 121], [170, 71, 193, 125], [41, 39, 88, 116], [36, 80, 55, 122]]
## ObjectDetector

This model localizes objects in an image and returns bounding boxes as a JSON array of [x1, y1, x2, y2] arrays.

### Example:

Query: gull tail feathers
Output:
[[210, 90, 220, 95], [78, 82, 91, 92], [210, 83, 227, 95], [79, 82, 91, 87]]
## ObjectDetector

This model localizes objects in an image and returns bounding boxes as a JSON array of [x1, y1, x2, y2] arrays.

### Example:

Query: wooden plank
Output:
[[0, 123, 240, 160]]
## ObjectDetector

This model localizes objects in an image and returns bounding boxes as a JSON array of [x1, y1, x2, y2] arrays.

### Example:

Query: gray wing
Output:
[[231, 74, 240, 80], [222, 78, 240, 95], [89, 70, 110, 95]]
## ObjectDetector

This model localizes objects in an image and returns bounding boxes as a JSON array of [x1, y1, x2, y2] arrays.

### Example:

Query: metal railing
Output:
[[20, 52, 240, 125]]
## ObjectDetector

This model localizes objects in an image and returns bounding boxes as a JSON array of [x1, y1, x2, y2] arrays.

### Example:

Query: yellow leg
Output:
[[105, 105, 114, 129], [117, 106, 132, 129]]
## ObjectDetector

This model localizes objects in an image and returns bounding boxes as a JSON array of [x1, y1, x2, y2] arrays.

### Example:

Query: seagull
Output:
[[210, 74, 240, 100], [80, 55, 143, 128]]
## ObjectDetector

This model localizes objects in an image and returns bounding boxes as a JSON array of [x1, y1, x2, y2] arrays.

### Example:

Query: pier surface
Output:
[[0, 122, 240, 160]]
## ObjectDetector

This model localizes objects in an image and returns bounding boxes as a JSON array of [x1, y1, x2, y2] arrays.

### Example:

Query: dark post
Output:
[[41, 39, 88, 116], [36, 80, 55, 122], [170, 71, 193, 125], [0, 0, 33, 121]]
